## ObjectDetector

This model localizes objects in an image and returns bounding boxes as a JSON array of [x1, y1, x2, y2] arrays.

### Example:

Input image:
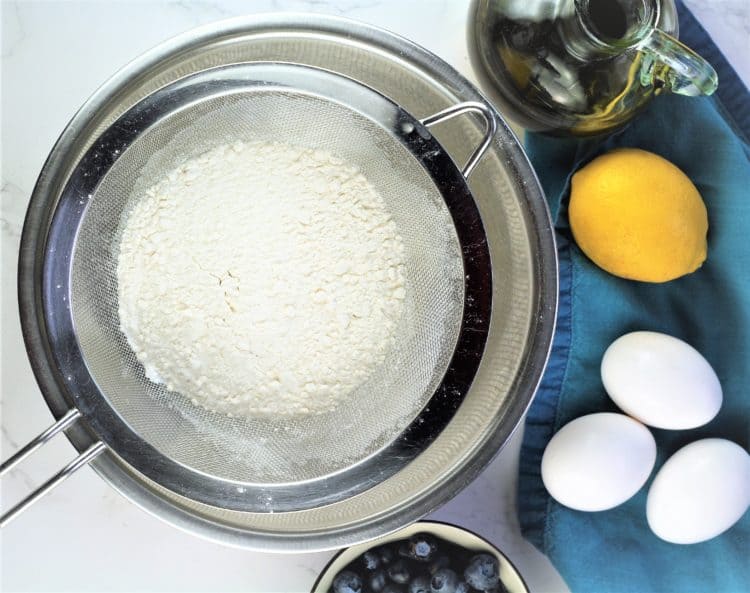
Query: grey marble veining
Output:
[[684, 0, 750, 85]]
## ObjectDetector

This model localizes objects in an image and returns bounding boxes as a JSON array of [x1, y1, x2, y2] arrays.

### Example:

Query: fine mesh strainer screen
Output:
[[70, 65, 466, 489]]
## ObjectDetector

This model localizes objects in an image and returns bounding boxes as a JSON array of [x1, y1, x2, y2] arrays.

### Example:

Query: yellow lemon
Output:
[[569, 148, 708, 283]]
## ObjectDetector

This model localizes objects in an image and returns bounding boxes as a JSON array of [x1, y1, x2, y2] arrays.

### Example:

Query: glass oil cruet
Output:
[[468, 0, 718, 136]]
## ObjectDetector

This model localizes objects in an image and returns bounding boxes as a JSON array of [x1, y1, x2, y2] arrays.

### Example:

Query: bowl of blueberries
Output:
[[311, 520, 529, 593]]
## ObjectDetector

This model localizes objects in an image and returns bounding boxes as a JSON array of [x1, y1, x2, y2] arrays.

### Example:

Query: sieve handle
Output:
[[420, 101, 497, 178], [0, 409, 106, 527]]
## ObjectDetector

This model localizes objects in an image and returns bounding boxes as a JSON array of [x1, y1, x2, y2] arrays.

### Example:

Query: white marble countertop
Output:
[[1, 1, 747, 592]]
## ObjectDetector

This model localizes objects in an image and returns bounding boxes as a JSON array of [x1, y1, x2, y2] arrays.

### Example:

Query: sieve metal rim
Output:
[[9, 13, 558, 550]]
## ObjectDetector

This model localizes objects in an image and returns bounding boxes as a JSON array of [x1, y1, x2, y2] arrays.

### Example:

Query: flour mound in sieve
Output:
[[116, 140, 406, 417]]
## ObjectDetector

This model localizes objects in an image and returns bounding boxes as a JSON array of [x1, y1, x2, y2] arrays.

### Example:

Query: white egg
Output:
[[601, 331, 722, 430], [541, 412, 656, 511], [647, 438, 750, 544]]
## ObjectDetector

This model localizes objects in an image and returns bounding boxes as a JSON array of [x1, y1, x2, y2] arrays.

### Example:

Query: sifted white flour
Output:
[[117, 140, 406, 417]]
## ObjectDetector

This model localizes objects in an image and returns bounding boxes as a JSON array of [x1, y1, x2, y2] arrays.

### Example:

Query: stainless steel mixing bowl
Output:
[[10, 14, 557, 551]]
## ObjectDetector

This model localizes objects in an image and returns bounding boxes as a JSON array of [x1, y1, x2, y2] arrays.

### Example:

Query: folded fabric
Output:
[[517, 2, 750, 592]]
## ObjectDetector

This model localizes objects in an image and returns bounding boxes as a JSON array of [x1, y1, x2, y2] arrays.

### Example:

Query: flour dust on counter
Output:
[[117, 140, 407, 418]]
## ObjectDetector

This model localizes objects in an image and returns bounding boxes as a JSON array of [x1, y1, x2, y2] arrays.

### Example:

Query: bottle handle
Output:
[[639, 28, 718, 97]]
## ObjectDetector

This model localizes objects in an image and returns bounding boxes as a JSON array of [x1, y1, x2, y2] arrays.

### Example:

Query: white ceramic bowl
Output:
[[311, 520, 529, 593]]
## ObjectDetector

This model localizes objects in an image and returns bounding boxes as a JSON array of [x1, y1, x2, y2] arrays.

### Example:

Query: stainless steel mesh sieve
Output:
[[2, 62, 495, 520], [6, 15, 557, 550]]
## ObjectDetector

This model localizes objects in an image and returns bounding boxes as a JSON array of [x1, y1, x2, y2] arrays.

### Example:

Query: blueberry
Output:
[[370, 570, 387, 592], [332, 570, 363, 593], [430, 568, 459, 593], [401, 534, 437, 562], [428, 555, 450, 575], [380, 546, 396, 565], [483, 584, 509, 593], [388, 559, 411, 584], [464, 554, 499, 591], [413, 540, 434, 560], [363, 550, 381, 571], [455, 582, 470, 593], [408, 575, 431, 593]]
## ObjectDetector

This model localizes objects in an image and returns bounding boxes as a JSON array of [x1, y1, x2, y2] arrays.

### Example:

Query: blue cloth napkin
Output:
[[517, 2, 750, 592]]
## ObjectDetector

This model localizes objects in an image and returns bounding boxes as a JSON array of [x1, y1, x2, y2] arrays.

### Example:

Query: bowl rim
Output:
[[309, 519, 531, 593]]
